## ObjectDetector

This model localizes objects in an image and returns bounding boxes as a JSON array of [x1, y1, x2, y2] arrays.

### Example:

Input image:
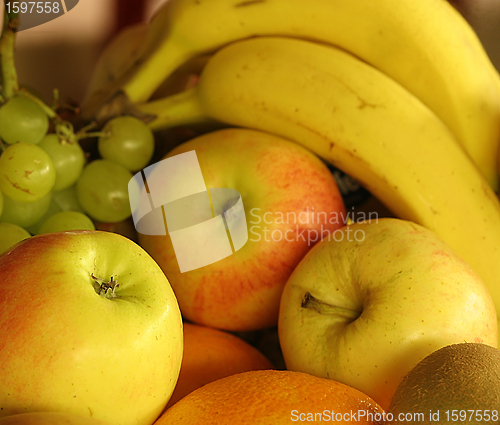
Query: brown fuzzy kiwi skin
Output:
[[387, 343, 500, 424]]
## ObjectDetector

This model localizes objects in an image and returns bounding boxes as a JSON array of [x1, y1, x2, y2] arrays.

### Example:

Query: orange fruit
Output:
[[157, 369, 385, 424], [165, 322, 275, 408]]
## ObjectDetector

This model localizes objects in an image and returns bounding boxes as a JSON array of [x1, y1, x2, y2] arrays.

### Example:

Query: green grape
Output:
[[0, 222, 31, 255], [51, 184, 85, 213], [0, 191, 52, 228], [0, 189, 3, 218], [76, 159, 133, 223], [0, 142, 56, 202], [38, 133, 86, 191], [38, 211, 95, 234], [25, 198, 62, 235], [0, 95, 49, 145], [98, 115, 155, 172]]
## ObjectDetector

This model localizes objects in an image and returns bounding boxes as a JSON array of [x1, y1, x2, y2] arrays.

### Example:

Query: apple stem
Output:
[[301, 291, 360, 321], [91, 273, 120, 299]]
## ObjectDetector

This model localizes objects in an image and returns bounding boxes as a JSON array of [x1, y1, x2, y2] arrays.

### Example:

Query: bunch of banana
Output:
[[81, 0, 500, 191], [81, 0, 500, 344]]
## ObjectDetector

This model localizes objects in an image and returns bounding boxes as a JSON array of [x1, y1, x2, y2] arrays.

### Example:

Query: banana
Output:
[[81, 0, 500, 191], [81, 21, 149, 113], [136, 36, 500, 343], [148, 53, 212, 100]]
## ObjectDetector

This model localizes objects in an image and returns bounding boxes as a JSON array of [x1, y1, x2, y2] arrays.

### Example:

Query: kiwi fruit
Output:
[[387, 342, 500, 424]]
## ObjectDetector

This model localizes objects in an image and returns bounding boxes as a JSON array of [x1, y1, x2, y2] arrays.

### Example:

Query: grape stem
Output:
[[17, 89, 102, 143], [77, 131, 106, 140], [17, 89, 58, 119], [16, 88, 79, 144], [0, 13, 20, 100], [72, 121, 107, 141]]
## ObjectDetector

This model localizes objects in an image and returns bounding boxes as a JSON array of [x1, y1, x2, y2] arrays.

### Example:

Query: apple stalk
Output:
[[301, 291, 360, 323]]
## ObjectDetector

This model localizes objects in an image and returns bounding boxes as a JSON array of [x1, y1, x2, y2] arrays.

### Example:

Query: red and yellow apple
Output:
[[0, 231, 183, 425], [138, 128, 346, 331]]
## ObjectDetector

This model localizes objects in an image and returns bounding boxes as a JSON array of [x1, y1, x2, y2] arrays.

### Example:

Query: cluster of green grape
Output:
[[0, 91, 155, 254]]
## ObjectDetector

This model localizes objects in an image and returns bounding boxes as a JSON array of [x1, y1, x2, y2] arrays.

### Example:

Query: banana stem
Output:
[[127, 52, 189, 105], [80, 40, 190, 120], [136, 87, 210, 131]]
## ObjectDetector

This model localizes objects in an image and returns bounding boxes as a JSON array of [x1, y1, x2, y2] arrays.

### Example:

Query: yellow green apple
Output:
[[137, 128, 346, 331], [0, 230, 183, 425], [278, 218, 498, 410]]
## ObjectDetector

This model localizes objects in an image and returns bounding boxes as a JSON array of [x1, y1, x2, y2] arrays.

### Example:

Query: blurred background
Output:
[[2, 0, 168, 104], [463, 0, 500, 69], [1, 0, 499, 106]]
